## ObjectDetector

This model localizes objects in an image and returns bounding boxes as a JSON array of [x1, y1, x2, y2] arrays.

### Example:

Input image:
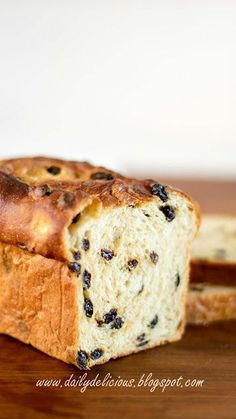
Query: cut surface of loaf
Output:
[[188, 214, 236, 325], [0, 157, 199, 368]]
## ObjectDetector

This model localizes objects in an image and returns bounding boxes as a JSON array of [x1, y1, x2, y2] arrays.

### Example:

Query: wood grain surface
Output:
[[0, 179, 235, 419]]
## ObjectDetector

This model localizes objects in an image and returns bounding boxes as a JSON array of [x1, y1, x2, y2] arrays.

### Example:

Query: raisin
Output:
[[144, 212, 150, 217], [90, 348, 104, 360], [47, 166, 61, 175], [151, 183, 168, 202], [72, 213, 81, 224], [77, 350, 88, 369], [136, 340, 149, 347], [148, 315, 158, 329], [91, 172, 114, 180], [34, 184, 52, 197], [43, 186, 53, 196], [83, 270, 91, 289], [137, 333, 146, 342], [101, 249, 114, 261], [73, 251, 81, 261], [128, 259, 138, 269], [82, 238, 90, 251], [111, 317, 124, 329], [150, 252, 159, 264], [68, 262, 81, 275], [84, 299, 93, 318], [160, 205, 175, 222], [104, 308, 117, 324], [175, 273, 180, 287], [58, 192, 75, 209]]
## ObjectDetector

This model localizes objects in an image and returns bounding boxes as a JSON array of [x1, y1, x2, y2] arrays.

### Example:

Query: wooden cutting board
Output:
[[0, 179, 235, 419]]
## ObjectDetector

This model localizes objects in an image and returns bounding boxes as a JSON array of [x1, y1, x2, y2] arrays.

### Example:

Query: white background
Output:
[[0, 1, 235, 179]]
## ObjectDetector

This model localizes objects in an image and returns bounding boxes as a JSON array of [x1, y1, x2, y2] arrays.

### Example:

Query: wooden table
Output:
[[0, 180, 235, 419]]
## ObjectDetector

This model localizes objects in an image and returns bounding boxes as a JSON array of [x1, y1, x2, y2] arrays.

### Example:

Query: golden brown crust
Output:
[[187, 287, 236, 325], [0, 171, 93, 262], [0, 156, 200, 262], [0, 156, 119, 183], [0, 242, 79, 365], [191, 261, 236, 286]]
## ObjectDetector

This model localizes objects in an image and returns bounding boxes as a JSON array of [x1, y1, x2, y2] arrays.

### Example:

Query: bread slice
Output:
[[0, 157, 199, 368], [187, 215, 236, 325], [187, 283, 236, 325]]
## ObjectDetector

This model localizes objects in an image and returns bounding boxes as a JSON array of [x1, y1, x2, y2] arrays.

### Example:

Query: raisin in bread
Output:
[[187, 215, 236, 325], [0, 157, 200, 368]]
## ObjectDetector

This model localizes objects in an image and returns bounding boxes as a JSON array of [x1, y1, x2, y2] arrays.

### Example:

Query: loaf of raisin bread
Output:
[[187, 215, 236, 325], [0, 157, 199, 368]]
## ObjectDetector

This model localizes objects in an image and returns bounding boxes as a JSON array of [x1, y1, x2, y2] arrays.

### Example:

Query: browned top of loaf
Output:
[[0, 156, 200, 262]]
